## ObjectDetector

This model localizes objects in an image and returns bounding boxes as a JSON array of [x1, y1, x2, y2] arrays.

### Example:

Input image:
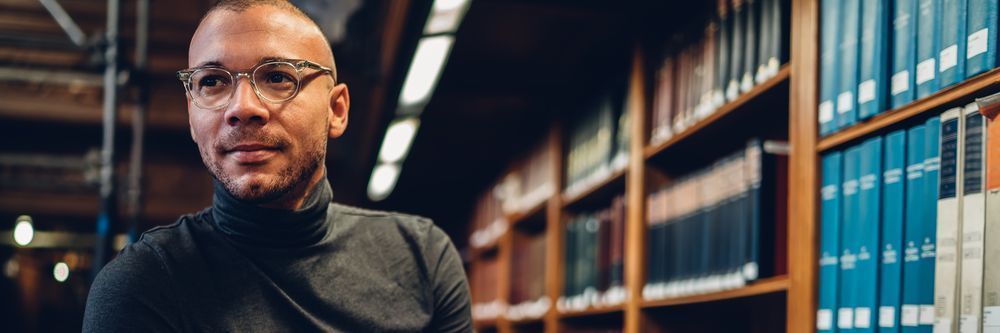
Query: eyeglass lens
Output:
[[188, 62, 301, 109]]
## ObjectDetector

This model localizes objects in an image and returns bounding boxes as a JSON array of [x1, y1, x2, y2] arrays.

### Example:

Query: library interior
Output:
[[2, 0, 1000, 332]]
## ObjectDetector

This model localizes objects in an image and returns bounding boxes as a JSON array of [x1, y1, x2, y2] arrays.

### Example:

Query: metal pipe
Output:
[[37, 0, 88, 48], [126, 0, 150, 243], [94, 0, 120, 280]]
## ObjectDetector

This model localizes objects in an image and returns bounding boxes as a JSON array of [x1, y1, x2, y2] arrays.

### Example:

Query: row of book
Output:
[[468, 185, 507, 249], [644, 139, 788, 300], [650, 0, 788, 145], [564, 87, 630, 198], [558, 195, 627, 312], [507, 233, 549, 321], [818, 0, 1000, 137], [470, 257, 503, 321], [817, 102, 1000, 332]]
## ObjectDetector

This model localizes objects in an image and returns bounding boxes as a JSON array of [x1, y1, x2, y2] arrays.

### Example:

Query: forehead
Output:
[[188, 6, 329, 69]]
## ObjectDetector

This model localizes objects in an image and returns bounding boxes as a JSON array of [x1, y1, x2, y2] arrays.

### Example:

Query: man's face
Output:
[[187, 6, 348, 204]]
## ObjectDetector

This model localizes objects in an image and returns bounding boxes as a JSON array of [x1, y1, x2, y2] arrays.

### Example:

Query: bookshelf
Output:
[[460, 0, 999, 332]]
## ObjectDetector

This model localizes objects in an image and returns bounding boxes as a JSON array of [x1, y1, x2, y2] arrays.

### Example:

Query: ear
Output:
[[328, 83, 350, 138]]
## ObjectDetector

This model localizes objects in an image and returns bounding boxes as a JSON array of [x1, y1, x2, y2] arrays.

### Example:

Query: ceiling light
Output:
[[399, 35, 454, 107], [368, 163, 401, 201], [13, 216, 33, 246], [53, 262, 69, 282], [424, 0, 471, 34], [378, 118, 421, 163]]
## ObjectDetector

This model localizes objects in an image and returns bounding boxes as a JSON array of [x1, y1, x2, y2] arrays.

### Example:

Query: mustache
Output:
[[214, 128, 289, 152]]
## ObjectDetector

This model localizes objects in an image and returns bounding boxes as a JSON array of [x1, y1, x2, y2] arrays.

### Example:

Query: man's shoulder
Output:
[[330, 203, 439, 235], [134, 207, 214, 248]]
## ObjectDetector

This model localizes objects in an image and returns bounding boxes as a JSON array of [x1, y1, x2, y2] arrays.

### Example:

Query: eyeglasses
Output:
[[176, 59, 335, 110]]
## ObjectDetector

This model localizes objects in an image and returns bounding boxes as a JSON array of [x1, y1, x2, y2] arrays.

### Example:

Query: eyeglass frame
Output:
[[176, 58, 337, 110]]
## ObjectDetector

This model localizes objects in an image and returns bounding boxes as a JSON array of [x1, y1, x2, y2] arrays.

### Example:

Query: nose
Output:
[[222, 75, 270, 126]]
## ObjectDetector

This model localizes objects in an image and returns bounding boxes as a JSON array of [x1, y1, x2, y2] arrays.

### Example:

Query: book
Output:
[[958, 103, 986, 333], [820, 151, 844, 333], [915, 0, 941, 99], [881, 130, 908, 332], [902, 124, 926, 332], [933, 107, 964, 333], [840, 145, 863, 331], [857, 0, 890, 120], [728, 0, 747, 101], [855, 137, 884, 332], [964, 0, 998, 78], [923, 116, 943, 331], [755, 0, 771, 84], [891, 0, 919, 109], [936, 0, 967, 89], [837, 0, 862, 130], [979, 95, 1000, 333], [716, 0, 732, 106], [820, 0, 843, 136], [741, 0, 760, 93]]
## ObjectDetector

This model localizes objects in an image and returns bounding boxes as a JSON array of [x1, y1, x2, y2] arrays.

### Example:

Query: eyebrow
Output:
[[193, 56, 289, 69]]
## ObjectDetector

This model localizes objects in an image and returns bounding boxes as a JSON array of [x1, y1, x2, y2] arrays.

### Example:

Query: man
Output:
[[83, 1, 473, 331]]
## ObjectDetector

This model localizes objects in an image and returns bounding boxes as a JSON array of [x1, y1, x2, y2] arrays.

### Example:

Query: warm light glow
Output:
[[399, 35, 454, 107], [367, 163, 401, 201], [53, 262, 69, 282], [378, 118, 421, 163], [424, 0, 470, 34], [13, 217, 33, 246]]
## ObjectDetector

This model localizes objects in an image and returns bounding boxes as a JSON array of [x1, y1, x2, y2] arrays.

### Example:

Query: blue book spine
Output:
[[915, 0, 941, 99], [937, 0, 967, 88], [820, 151, 844, 333], [820, 0, 843, 136], [841, 146, 863, 332], [920, 117, 941, 331], [837, 0, 862, 130], [879, 130, 907, 333], [854, 137, 883, 332], [858, 0, 891, 119], [891, 0, 919, 109], [965, 0, 999, 77], [901, 125, 926, 333]]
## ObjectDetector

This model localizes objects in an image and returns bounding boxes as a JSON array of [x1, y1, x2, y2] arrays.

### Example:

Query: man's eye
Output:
[[199, 76, 226, 87], [265, 72, 294, 84]]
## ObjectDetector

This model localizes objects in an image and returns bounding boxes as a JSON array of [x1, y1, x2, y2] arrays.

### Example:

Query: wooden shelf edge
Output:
[[557, 304, 625, 319], [639, 275, 789, 309], [643, 65, 791, 160], [817, 67, 1000, 152], [560, 168, 627, 208], [508, 316, 546, 326], [507, 199, 548, 228]]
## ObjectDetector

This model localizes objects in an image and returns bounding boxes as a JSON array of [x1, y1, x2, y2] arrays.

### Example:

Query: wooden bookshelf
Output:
[[561, 168, 627, 209], [507, 199, 548, 228], [640, 275, 789, 309], [558, 304, 624, 319], [817, 67, 1000, 152]]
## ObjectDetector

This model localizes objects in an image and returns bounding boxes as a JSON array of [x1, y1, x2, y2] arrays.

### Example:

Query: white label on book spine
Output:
[[880, 306, 897, 327], [817, 309, 833, 330], [858, 80, 876, 104], [840, 307, 856, 329], [985, 306, 1000, 332], [838, 92, 854, 113], [893, 70, 911, 95], [935, 319, 953, 333], [940, 44, 959, 71], [968, 28, 989, 58], [961, 315, 980, 333], [917, 58, 937, 84], [819, 101, 835, 123], [855, 307, 872, 328], [902, 305, 921, 326], [921, 305, 936, 324]]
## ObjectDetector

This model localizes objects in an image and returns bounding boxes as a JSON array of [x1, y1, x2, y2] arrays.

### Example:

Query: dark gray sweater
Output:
[[83, 179, 472, 332]]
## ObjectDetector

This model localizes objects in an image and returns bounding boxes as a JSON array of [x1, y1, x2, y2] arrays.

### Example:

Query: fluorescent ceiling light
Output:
[[399, 35, 454, 107], [378, 118, 421, 163], [368, 163, 401, 201], [13, 217, 33, 246], [424, 0, 471, 34]]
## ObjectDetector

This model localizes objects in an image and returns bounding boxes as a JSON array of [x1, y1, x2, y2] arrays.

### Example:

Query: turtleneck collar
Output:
[[210, 176, 333, 249]]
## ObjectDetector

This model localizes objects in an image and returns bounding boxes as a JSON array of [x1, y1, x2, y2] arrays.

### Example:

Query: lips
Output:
[[225, 143, 280, 164]]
